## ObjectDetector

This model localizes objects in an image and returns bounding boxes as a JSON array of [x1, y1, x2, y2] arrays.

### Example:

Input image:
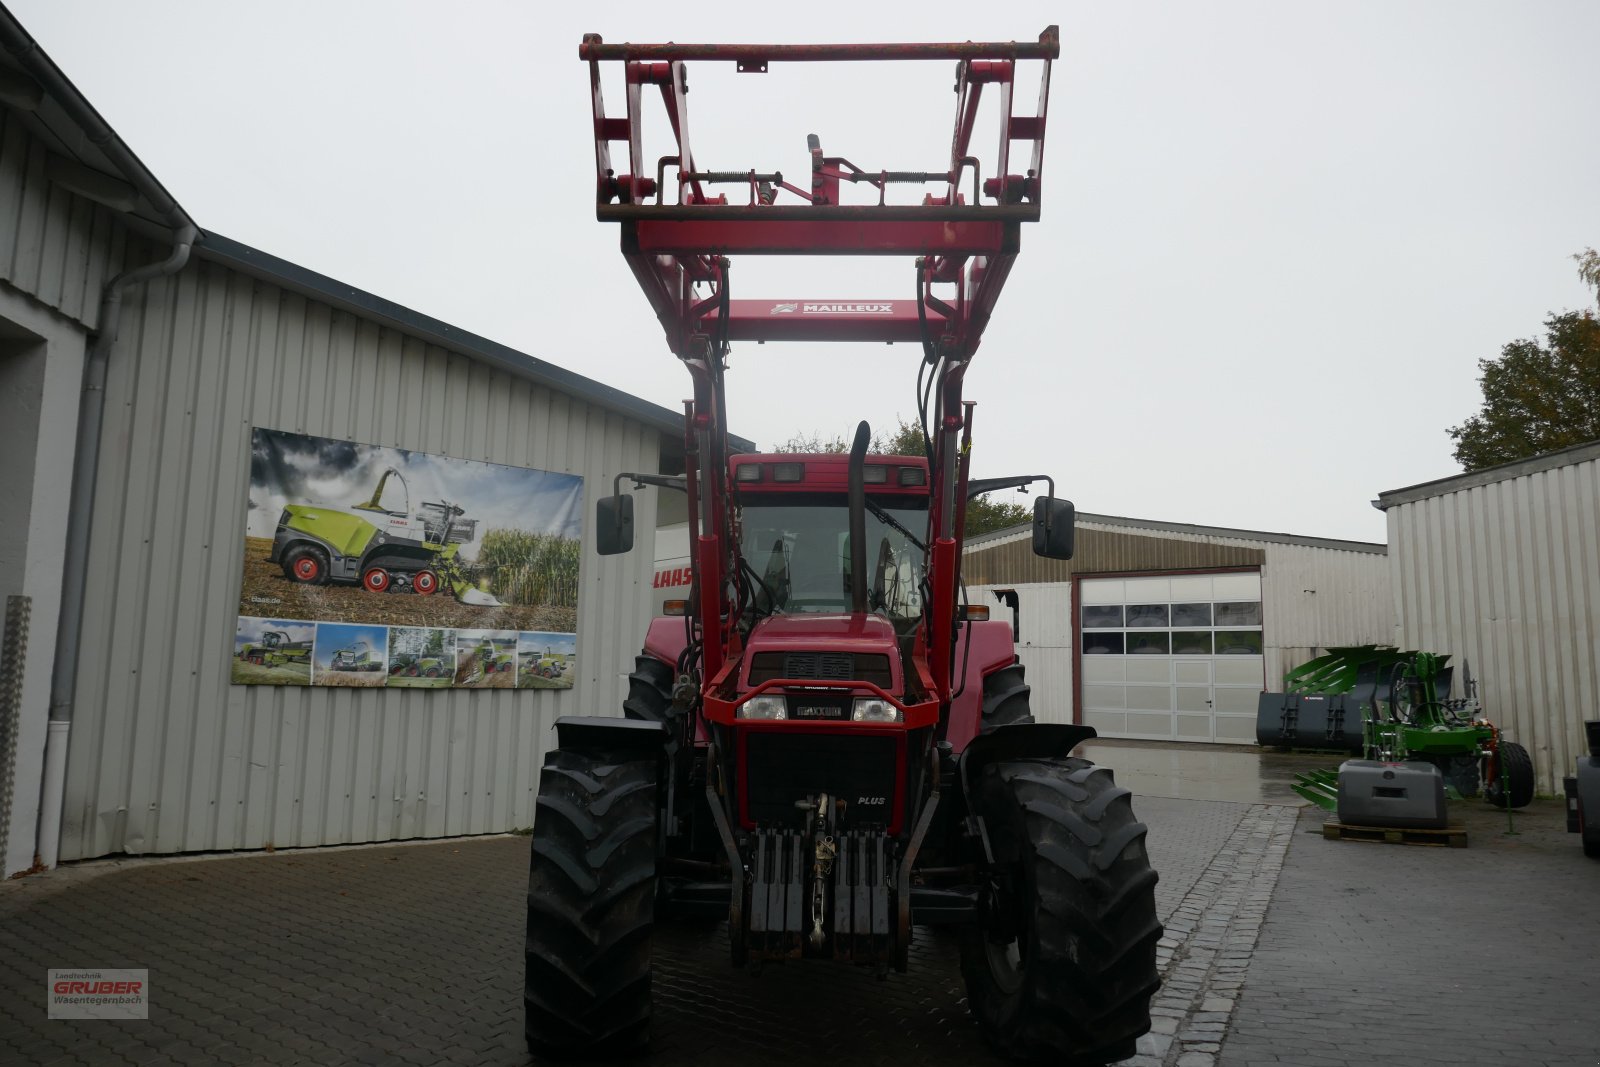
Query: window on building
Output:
[[1126, 604, 1169, 628], [1215, 630, 1263, 655], [1171, 630, 1213, 655], [1214, 601, 1262, 627], [1082, 605, 1124, 629], [1127, 632, 1170, 655], [1083, 632, 1125, 655]]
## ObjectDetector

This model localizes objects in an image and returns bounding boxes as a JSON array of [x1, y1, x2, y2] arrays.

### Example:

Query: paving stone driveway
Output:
[[1220, 799, 1599, 1067], [2, 790, 1592, 1066], [0, 792, 1257, 1066]]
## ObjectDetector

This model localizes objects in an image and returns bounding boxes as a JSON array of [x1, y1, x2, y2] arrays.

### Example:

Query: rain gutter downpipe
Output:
[[2, 12, 199, 868]]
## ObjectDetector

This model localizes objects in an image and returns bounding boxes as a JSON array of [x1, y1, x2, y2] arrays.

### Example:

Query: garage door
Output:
[[1079, 572, 1264, 744]]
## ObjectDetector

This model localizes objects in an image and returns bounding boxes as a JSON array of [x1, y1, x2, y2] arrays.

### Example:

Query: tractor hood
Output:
[[741, 614, 902, 693]]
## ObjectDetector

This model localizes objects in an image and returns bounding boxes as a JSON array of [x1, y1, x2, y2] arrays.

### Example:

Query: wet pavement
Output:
[[1, 741, 1592, 1067], [1080, 738, 1343, 806]]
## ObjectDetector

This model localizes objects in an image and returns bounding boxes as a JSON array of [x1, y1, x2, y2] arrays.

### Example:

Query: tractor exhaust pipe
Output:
[[847, 421, 871, 614]]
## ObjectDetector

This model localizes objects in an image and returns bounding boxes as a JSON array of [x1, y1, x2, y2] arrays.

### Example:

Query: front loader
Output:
[[524, 28, 1161, 1065]]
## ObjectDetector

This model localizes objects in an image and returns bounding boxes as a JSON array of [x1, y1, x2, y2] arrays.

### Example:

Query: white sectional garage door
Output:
[[1079, 572, 1264, 744]]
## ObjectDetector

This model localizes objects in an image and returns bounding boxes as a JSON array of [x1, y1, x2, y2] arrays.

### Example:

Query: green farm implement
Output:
[[1259, 645, 1534, 811], [473, 642, 514, 673], [519, 649, 568, 680], [330, 640, 383, 672], [238, 630, 312, 669], [269, 467, 501, 606], [389, 652, 447, 678]]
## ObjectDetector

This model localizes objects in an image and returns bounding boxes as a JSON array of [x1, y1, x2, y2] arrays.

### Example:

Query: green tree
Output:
[[771, 417, 1031, 538], [1447, 249, 1600, 472]]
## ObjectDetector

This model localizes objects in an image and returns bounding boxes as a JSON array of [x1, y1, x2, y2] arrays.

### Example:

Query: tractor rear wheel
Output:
[[1486, 741, 1534, 809], [960, 757, 1162, 1065], [622, 655, 674, 723], [981, 662, 1036, 734], [284, 545, 328, 584], [525, 748, 659, 1058], [362, 566, 391, 593]]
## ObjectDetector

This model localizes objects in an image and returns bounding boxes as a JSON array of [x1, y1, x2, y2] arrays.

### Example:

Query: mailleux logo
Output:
[[769, 302, 893, 315]]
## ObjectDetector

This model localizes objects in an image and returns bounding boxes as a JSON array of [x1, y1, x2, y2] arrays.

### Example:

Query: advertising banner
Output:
[[233, 428, 582, 689]]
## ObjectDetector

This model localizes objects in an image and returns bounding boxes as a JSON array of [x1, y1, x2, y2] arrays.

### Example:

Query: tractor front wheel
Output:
[[1486, 741, 1534, 809], [960, 757, 1162, 1065], [284, 546, 329, 585], [622, 654, 674, 723], [524, 747, 659, 1058], [413, 569, 439, 596], [981, 662, 1036, 734], [362, 566, 391, 593]]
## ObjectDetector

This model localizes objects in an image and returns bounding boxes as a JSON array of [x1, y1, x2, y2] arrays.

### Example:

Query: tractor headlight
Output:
[[738, 695, 787, 720], [851, 697, 901, 723]]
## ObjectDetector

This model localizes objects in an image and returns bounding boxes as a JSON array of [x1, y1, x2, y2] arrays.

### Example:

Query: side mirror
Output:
[[1032, 497, 1075, 560], [596, 494, 634, 556]]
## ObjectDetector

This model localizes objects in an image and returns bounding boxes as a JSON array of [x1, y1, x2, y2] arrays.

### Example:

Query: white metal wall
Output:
[[0, 104, 120, 875], [1385, 454, 1600, 794], [60, 256, 664, 860], [968, 582, 1074, 725], [1066, 519, 1393, 687], [965, 517, 1394, 725], [1255, 540, 1396, 686], [0, 105, 124, 330]]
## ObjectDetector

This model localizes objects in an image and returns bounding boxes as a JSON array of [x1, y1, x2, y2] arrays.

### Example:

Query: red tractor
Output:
[[525, 28, 1161, 1064]]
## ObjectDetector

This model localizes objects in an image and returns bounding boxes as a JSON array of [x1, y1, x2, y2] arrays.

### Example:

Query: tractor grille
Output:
[[747, 652, 892, 688], [743, 732, 898, 829]]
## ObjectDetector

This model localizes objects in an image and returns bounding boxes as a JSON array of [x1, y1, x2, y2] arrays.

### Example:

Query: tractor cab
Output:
[[417, 501, 477, 546], [731, 453, 927, 624]]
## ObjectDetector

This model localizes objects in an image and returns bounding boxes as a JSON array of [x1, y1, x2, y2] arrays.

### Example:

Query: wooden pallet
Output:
[[1322, 820, 1468, 848]]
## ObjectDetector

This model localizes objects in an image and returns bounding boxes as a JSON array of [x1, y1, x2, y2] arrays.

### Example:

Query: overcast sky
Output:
[[12, 1, 1599, 542]]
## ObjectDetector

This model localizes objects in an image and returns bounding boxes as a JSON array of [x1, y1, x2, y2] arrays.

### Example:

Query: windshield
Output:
[[739, 493, 927, 620]]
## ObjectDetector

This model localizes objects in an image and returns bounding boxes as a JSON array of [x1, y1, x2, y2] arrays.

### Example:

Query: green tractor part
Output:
[[474, 643, 515, 673], [238, 630, 312, 669], [1293, 768, 1340, 811], [329, 640, 383, 672], [388, 652, 448, 678], [520, 649, 569, 680], [268, 467, 503, 607], [1259, 645, 1534, 809]]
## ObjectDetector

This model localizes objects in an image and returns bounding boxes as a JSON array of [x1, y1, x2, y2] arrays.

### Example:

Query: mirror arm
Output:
[[966, 474, 1054, 500], [613, 472, 687, 495]]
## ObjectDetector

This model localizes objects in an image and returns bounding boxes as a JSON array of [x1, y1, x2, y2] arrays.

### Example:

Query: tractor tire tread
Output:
[[962, 755, 1161, 1065], [524, 749, 658, 1059], [1486, 741, 1535, 809], [981, 662, 1036, 733], [623, 655, 674, 723]]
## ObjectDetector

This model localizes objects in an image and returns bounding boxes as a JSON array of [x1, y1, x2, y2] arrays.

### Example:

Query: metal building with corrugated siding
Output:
[[0, 15, 738, 875], [1376, 440, 1600, 795], [964, 513, 1393, 744]]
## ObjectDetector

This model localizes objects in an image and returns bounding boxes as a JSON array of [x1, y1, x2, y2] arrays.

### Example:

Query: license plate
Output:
[[793, 704, 844, 719]]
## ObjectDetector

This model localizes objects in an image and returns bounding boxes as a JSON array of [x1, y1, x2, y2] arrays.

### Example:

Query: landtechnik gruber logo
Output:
[[48, 968, 148, 1019]]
